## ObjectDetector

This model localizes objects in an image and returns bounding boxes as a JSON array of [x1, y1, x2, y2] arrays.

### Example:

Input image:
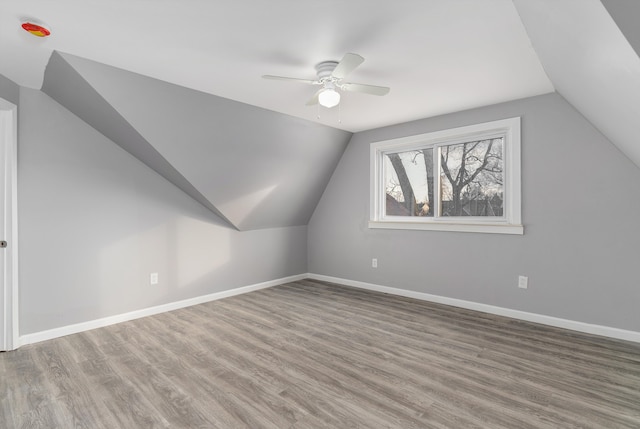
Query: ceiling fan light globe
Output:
[[318, 88, 340, 108]]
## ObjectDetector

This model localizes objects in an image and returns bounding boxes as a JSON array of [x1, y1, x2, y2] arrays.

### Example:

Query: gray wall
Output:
[[0, 73, 19, 106], [18, 88, 307, 335], [308, 93, 640, 332]]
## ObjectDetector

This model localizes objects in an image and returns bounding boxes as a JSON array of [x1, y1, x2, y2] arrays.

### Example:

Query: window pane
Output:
[[439, 138, 503, 217], [384, 149, 433, 217]]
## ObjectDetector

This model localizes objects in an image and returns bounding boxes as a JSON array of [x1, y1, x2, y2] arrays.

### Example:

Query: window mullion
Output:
[[434, 145, 441, 219]]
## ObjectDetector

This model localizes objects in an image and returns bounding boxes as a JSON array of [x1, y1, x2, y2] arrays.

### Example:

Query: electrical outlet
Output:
[[150, 272, 159, 285], [372, 258, 378, 268], [518, 275, 528, 289]]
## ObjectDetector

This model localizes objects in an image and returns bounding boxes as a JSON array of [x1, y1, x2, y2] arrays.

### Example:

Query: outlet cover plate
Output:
[[518, 275, 528, 289]]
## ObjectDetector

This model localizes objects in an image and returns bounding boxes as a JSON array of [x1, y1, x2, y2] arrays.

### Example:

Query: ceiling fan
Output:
[[262, 53, 390, 108]]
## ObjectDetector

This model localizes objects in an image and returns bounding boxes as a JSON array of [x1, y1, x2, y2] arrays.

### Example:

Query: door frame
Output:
[[0, 98, 18, 351]]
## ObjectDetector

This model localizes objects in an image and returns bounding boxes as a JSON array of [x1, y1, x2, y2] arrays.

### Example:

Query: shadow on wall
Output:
[[99, 216, 232, 300], [87, 206, 306, 322], [96, 178, 304, 313]]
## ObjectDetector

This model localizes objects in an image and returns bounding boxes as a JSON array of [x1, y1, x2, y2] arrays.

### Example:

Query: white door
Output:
[[0, 98, 18, 351]]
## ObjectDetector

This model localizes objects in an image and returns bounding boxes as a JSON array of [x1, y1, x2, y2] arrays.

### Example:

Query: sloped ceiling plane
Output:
[[1, 0, 639, 231]]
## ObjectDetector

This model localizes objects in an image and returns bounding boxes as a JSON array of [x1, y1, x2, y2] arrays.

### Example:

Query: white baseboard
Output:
[[20, 273, 640, 346], [19, 274, 307, 347], [306, 273, 640, 344]]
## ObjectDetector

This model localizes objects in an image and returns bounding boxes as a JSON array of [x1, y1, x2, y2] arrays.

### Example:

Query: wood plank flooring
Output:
[[2, 279, 640, 428]]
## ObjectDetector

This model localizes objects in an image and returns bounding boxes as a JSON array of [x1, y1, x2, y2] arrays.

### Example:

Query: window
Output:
[[370, 117, 522, 234]]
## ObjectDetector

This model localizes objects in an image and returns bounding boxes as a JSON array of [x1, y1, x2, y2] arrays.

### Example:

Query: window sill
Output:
[[368, 220, 524, 235]]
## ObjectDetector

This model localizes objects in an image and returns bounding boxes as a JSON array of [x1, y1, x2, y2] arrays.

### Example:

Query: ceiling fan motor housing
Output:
[[315, 61, 339, 81]]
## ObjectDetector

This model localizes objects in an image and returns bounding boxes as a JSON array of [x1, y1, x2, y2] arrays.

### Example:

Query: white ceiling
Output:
[[0, 0, 554, 132], [515, 0, 640, 168]]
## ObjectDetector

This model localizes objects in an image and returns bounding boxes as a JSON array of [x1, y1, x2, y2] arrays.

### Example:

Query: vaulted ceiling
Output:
[[0, 0, 554, 132], [0, 0, 639, 231], [515, 0, 640, 170], [41, 51, 351, 230]]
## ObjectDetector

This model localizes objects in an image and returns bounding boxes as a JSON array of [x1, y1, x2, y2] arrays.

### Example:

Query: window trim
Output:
[[369, 117, 522, 235]]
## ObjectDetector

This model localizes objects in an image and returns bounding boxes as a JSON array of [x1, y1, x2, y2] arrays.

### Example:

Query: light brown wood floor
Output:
[[2, 279, 640, 428]]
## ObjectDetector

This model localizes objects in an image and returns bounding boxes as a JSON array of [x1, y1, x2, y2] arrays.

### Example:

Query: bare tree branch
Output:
[[388, 153, 417, 215]]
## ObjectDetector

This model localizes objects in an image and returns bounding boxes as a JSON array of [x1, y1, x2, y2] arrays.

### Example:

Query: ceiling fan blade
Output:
[[262, 75, 319, 85], [331, 53, 364, 79], [341, 82, 390, 96], [305, 89, 321, 106]]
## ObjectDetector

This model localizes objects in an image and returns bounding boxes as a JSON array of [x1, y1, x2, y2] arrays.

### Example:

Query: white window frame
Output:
[[369, 117, 522, 235]]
